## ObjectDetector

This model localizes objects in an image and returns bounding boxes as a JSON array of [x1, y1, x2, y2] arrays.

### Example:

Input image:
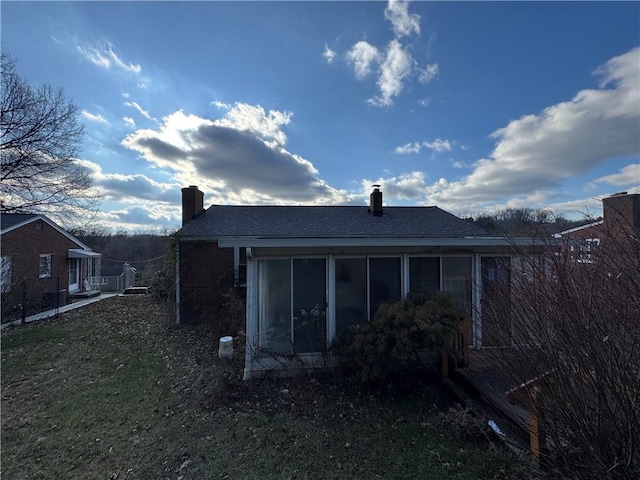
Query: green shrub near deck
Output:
[[336, 293, 466, 384]]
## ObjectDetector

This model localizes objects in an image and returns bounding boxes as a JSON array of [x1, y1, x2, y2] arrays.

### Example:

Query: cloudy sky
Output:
[[3, 1, 639, 231]]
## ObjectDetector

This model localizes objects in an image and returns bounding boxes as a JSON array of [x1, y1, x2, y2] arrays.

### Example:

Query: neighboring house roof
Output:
[[552, 220, 604, 238], [177, 205, 541, 248], [0, 213, 95, 251], [101, 266, 124, 276], [0, 213, 39, 231]]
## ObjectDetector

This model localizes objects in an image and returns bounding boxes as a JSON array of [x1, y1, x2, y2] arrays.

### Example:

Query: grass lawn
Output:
[[1, 296, 541, 479]]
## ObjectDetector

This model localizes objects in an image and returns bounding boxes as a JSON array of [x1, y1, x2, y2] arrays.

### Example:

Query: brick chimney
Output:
[[369, 185, 383, 217], [603, 192, 640, 232], [181, 185, 204, 226]]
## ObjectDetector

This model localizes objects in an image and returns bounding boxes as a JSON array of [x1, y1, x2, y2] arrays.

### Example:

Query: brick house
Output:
[[1, 214, 102, 320], [553, 192, 639, 263], [175, 186, 544, 379]]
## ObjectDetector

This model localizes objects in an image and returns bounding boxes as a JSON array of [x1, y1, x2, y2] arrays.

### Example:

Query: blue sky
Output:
[[3, 1, 639, 232]]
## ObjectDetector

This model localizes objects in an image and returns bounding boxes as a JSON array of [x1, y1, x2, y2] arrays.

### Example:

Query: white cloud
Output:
[[333, 0, 438, 108], [347, 41, 380, 79], [121, 104, 355, 205], [77, 42, 141, 73], [76, 159, 180, 204], [395, 142, 422, 154], [384, 0, 421, 38], [123, 117, 136, 127], [361, 171, 428, 202], [216, 102, 293, 148], [425, 47, 640, 213], [394, 138, 454, 155], [323, 44, 337, 64], [81, 110, 108, 124], [418, 63, 439, 83], [369, 40, 414, 107], [418, 97, 430, 107], [124, 101, 153, 120], [423, 138, 452, 153], [593, 164, 640, 187], [212, 100, 231, 110]]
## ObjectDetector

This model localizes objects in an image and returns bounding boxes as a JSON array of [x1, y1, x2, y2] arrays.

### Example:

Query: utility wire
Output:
[[100, 254, 166, 264]]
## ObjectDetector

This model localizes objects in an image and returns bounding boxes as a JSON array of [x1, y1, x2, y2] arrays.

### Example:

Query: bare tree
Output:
[[1, 53, 100, 223], [484, 214, 639, 478]]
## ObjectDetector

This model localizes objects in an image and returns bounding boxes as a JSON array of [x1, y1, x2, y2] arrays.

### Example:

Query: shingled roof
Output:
[[177, 205, 489, 239], [0, 213, 39, 232]]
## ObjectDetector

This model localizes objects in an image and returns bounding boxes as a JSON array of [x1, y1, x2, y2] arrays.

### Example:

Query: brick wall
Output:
[[1, 220, 80, 318], [178, 240, 235, 323]]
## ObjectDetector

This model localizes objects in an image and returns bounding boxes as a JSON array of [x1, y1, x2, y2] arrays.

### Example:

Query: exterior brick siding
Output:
[[178, 240, 235, 323], [1, 220, 81, 318]]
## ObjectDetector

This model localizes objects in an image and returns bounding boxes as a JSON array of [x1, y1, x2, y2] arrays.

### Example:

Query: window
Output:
[[369, 257, 402, 320], [409, 257, 440, 295], [234, 247, 247, 287], [1, 256, 12, 293], [257, 258, 327, 354], [335, 258, 367, 334], [578, 238, 600, 263], [442, 257, 472, 317], [39, 254, 52, 278], [258, 259, 292, 352]]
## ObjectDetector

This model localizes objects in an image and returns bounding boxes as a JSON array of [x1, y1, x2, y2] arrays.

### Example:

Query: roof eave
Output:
[[211, 236, 549, 248]]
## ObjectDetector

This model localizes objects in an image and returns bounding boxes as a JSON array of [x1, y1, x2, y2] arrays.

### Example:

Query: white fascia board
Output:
[[552, 220, 604, 238], [216, 236, 548, 248]]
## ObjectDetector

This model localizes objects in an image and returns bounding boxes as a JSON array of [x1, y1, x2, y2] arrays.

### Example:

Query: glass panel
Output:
[[258, 259, 291, 352], [409, 257, 440, 295], [335, 258, 367, 335], [293, 258, 326, 353], [69, 259, 78, 286], [369, 257, 401, 320], [39, 255, 51, 278], [481, 257, 512, 347], [442, 257, 472, 317]]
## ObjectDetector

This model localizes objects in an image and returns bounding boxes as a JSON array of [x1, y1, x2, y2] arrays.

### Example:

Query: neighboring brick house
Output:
[[553, 192, 640, 263], [1, 214, 102, 320], [175, 186, 545, 378]]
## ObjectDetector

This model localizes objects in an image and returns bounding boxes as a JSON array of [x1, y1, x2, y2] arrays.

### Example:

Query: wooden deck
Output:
[[445, 348, 533, 454]]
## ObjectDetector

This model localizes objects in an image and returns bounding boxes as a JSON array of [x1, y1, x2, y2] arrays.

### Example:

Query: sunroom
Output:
[[218, 239, 529, 380]]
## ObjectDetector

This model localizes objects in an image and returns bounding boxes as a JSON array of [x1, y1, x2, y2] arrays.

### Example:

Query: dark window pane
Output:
[[293, 258, 326, 353], [335, 258, 367, 334], [409, 257, 440, 295], [369, 257, 401, 320], [258, 259, 291, 352]]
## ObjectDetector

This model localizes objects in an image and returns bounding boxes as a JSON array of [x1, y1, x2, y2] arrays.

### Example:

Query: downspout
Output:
[[175, 242, 181, 324]]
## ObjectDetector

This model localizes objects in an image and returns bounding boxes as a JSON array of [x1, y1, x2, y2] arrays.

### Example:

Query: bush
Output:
[[335, 292, 465, 385], [485, 220, 640, 479]]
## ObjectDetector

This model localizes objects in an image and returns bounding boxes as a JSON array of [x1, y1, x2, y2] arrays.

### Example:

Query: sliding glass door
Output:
[[258, 258, 327, 354]]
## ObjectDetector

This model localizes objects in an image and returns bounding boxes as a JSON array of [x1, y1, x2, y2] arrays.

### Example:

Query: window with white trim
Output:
[[234, 247, 247, 287], [39, 254, 52, 278], [1, 256, 12, 293]]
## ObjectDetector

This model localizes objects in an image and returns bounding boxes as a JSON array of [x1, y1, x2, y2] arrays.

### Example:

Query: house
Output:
[[553, 192, 639, 263], [175, 186, 545, 379], [1, 214, 102, 320], [99, 262, 139, 292]]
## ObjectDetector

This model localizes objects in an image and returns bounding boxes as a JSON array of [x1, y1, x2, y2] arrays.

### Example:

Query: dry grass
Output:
[[1, 296, 542, 479]]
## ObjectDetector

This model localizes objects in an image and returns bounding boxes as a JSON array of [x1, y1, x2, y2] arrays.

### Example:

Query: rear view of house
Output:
[[175, 186, 544, 379], [1, 214, 102, 321]]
